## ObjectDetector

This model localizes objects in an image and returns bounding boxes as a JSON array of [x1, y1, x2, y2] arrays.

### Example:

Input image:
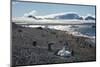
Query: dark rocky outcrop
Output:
[[27, 15, 37, 19], [85, 16, 95, 20]]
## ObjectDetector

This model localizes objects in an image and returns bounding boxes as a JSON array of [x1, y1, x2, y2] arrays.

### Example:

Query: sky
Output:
[[12, 1, 96, 17]]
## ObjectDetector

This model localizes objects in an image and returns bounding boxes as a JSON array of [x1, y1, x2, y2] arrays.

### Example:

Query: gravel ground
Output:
[[12, 23, 96, 67]]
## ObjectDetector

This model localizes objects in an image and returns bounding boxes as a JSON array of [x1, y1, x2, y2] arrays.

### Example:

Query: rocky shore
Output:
[[12, 23, 96, 66]]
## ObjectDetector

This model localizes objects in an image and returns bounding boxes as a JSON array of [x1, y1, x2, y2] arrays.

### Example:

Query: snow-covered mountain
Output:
[[54, 13, 83, 20], [35, 13, 83, 20], [27, 13, 95, 21]]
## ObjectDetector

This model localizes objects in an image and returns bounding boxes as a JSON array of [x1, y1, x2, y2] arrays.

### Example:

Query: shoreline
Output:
[[23, 25, 96, 46]]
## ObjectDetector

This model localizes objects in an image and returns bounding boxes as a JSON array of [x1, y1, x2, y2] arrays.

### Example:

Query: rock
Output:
[[70, 49, 74, 56], [32, 41, 37, 46], [57, 47, 71, 57], [48, 41, 55, 51], [18, 29, 22, 32], [59, 40, 63, 43], [85, 16, 95, 20], [12, 22, 22, 29], [36, 27, 43, 30]]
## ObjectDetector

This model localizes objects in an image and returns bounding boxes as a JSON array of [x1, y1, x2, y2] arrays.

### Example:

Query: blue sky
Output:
[[12, 1, 96, 17]]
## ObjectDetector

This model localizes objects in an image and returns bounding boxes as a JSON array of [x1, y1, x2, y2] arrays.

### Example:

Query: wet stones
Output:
[[79, 39, 93, 48]]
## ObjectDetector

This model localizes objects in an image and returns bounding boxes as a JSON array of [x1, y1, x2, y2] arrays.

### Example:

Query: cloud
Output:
[[86, 14, 95, 18], [12, 2, 19, 5], [23, 10, 37, 17]]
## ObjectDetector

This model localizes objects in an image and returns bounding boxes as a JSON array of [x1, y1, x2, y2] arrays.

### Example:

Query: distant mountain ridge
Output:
[[27, 13, 95, 20], [54, 13, 83, 20]]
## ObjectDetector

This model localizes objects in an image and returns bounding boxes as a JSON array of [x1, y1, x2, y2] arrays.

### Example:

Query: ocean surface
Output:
[[72, 25, 96, 36], [47, 24, 96, 37]]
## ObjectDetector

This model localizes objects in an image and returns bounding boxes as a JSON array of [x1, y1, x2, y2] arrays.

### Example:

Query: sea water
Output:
[[47, 24, 95, 36], [70, 24, 96, 37]]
